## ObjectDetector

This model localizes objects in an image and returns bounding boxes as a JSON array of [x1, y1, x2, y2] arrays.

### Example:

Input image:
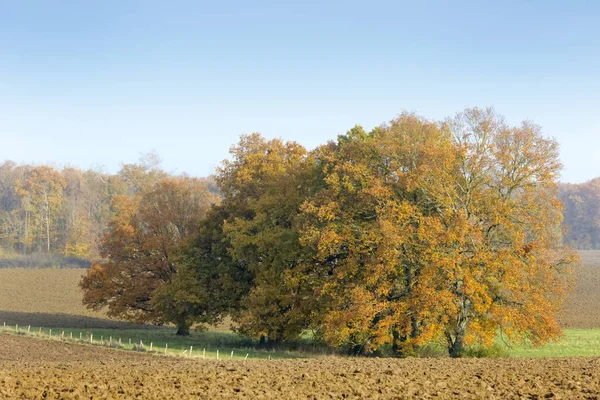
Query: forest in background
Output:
[[0, 153, 216, 266], [560, 179, 600, 249]]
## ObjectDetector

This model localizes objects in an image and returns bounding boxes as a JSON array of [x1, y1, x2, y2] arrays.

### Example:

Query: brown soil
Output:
[[0, 334, 599, 399], [558, 251, 600, 329], [0, 268, 231, 331], [0, 268, 105, 317]]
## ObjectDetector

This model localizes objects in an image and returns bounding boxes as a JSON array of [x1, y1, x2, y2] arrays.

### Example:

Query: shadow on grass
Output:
[[0, 310, 155, 330], [0, 310, 337, 358]]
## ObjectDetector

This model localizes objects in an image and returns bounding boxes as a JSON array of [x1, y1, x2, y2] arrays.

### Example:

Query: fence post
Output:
[[230, 351, 233, 359], [150, 342, 153, 352], [189, 346, 193, 357], [165, 343, 168, 355], [216, 349, 219, 360], [90, 333, 93, 344]]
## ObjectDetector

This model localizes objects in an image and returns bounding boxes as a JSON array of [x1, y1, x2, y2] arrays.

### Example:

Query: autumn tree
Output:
[[0, 161, 29, 252], [298, 116, 458, 354], [298, 109, 575, 356], [217, 134, 319, 343], [15, 166, 66, 253], [435, 108, 577, 356], [80, 176, 213, 335], [154, 205, 251, 333]]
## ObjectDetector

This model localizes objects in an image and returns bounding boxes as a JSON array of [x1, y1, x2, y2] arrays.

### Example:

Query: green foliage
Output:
[[460, 344, 509, 358]]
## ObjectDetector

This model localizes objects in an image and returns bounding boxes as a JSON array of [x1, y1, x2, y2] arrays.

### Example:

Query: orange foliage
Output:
[[298, 109, 576, 356], [80, 177, 213, 332]]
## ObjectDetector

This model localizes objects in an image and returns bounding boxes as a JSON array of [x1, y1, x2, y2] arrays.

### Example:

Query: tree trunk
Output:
[[175, 319, 190, 336], [448, 304, 469, 358], [392, 329, 401, 355], [449, 329, 466, 358]]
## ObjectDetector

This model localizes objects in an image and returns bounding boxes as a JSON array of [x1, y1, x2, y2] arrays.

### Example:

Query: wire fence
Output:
[[0, 322, 258, 360]]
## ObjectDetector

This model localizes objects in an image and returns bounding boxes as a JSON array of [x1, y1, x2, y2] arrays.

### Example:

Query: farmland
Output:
[[1, 252, 600, 398], [1, 334, 600, 399]]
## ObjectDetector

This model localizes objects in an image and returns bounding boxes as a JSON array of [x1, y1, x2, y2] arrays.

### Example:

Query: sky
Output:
[[0, 1, 599, 183]]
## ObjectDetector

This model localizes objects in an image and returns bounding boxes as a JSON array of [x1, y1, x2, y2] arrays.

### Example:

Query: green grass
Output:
[[4, 323, 600, 359], [507, 329, 600, 358], [0, 324, 328, 360]]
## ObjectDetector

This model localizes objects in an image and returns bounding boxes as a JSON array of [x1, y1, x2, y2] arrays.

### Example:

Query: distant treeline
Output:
[[560, 179, 600, 249], [0, 153, 217, 263], [1, 159, 599, 264]]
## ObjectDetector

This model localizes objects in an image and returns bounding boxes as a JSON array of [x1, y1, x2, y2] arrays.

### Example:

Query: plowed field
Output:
[[559, 251, 600, 328], [0, 335, 599, 399]]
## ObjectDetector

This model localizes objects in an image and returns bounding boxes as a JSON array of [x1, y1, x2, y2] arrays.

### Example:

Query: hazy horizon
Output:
[[2, 1, 599, 183]]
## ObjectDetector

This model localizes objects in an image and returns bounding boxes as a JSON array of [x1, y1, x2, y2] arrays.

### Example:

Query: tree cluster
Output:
[[78, 108, 576, 356], [154, 108, 574, 356]]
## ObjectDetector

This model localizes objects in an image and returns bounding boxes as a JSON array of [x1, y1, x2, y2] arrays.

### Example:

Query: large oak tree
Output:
[[80, 176, 213, 335]]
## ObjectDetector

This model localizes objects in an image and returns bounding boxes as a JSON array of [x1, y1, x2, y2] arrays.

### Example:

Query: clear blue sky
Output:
[[1, 0, 598, 182]]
